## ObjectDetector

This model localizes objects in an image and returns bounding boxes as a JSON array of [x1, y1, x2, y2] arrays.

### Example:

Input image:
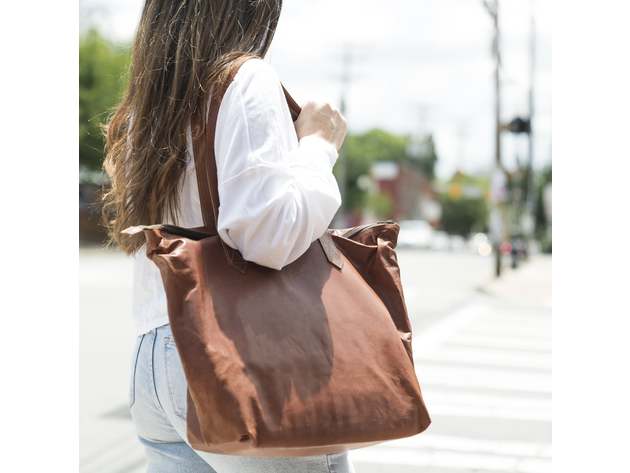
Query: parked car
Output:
[[397, 219, 434, 249]]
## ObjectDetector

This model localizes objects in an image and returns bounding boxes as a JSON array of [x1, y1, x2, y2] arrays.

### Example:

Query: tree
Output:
[[79, 29, 130, 173], [534, 164, 552, 252], [439, 171, 489, 237]]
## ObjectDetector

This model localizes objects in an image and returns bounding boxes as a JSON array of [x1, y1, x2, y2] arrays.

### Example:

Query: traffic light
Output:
[[502, 117, 531, 134]]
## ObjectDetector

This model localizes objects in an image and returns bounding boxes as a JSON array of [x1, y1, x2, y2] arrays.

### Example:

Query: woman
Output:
[[102, 1, 351, 472]]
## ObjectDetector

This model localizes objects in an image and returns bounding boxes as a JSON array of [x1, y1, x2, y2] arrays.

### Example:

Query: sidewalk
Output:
[[350, 257, 552, 473]]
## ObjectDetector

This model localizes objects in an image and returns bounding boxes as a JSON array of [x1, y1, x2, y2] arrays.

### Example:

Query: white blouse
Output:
[[131, 58, 342, 336]]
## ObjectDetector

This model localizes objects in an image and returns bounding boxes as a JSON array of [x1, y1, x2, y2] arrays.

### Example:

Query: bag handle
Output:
[[192, 59, 342, 271]]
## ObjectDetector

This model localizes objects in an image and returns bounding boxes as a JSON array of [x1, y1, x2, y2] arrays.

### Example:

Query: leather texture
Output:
[[124, 57, 430, 456]]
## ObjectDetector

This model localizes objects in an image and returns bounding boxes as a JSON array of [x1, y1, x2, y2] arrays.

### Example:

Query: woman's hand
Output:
[[294, 101, 348, 151]]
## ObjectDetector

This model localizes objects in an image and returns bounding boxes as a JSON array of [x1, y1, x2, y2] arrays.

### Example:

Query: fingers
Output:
[[302, 101, 341, 118], [296, 100, 348, 150]]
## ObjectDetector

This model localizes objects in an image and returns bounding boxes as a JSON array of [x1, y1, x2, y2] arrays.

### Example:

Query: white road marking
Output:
[[417, 346, 551, 370], [358, 283, 552, 472], [413, 302, 487, 355]]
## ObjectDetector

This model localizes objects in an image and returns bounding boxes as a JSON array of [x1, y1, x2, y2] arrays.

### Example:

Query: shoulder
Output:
[[217, 58, 285, 124], [219, 57, 290, 133], [231, 58, 282, 99]]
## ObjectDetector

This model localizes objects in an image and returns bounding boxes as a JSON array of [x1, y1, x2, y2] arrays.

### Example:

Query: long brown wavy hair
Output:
[[102, 0, 282, 254]]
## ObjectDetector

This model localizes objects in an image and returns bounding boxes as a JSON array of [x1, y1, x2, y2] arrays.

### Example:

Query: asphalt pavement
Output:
[[79, 246, 550, 473]]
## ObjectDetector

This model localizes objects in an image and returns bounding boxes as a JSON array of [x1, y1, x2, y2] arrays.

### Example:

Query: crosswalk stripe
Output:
[[350, 445, 551, 473], [418, 365, 551, 394], [370, 433, 551, 459], [416, 346, 551, 370], [446, 334, 551, 353]]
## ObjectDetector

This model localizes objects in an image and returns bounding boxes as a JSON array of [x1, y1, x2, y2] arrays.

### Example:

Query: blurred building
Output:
[[371, 161, 441, 225]]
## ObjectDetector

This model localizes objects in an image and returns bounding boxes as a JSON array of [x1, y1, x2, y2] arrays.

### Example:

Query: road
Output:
[[79, 246, 550, 472]]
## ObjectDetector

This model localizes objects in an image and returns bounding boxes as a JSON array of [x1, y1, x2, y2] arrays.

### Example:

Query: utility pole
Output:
[[334, 46, 353, 226], [416, 103, 431, 137], [483, 0, 504, 277], [524, 2, 537, 251]]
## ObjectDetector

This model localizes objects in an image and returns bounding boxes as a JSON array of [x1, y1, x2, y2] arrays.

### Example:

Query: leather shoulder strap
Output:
[[282, 84, 302, 122]]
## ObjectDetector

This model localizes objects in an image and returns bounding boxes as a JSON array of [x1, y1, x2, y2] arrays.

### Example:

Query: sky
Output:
[[80, 0, 552, 179]]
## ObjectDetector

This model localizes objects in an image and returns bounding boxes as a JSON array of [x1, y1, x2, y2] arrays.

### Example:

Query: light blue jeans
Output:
[[129, 323, 355, 473]]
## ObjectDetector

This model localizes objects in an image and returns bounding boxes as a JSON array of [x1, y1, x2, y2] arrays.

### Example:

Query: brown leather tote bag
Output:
[[124, 60, 430, 457]]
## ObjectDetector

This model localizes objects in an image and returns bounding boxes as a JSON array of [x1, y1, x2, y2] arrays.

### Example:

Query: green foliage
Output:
[[445, 170, 490, 192], [79, 29, 130, 172], [439, 171, 489, 237], [440, 195, 488, 237], [366, 192, 393, 219], [339, 129, 438, 211], [534, 164, 552, 252]]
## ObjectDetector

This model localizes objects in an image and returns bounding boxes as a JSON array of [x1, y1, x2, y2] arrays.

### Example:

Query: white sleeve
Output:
[[213, 59, 341, 270]]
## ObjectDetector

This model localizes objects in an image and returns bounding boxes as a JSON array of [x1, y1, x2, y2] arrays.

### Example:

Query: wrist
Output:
[[299, 134, 339, 167]]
